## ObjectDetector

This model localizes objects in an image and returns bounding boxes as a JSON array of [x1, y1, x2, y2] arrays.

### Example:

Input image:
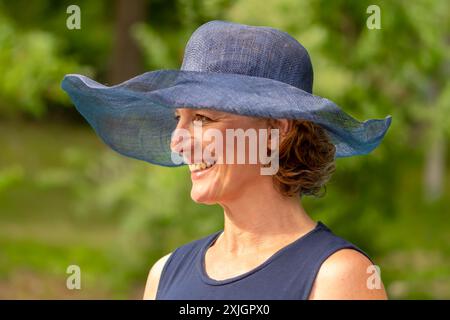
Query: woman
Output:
[[62, 20, 391, 299]]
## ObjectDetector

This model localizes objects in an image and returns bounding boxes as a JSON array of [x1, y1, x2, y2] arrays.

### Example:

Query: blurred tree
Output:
[[109, 0, 146, 84], [0, 0, 111, 117], [0, 0, 448, 299]]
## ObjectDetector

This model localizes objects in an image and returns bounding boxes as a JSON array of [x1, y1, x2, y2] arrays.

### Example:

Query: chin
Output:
[[190, 181, 242, 205], [190, 178, 232, 204], [190, 189, 218, 204]]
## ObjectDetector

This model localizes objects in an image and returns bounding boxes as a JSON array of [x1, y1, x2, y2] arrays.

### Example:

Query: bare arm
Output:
[[143, 252, 172, 300], [308, 249, 388, 300]]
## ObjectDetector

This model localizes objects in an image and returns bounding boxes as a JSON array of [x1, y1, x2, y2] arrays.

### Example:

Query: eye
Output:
[[193, 114, 212, 123], [173, 114, 180, 122]]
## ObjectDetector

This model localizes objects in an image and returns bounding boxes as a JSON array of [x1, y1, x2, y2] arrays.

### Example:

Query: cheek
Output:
[[222, 163, 261, 192], [194, 163, 259, 204]]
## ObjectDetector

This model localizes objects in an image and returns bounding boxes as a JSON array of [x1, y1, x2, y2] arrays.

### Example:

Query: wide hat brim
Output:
[[61, 70, 392, 167]]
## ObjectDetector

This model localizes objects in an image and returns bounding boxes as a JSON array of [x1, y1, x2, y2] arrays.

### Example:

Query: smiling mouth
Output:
[[188, 160, 217, 173]]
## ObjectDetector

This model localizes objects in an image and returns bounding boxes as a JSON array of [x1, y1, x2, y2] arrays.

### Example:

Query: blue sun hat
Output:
[[61, 20, 392, 167]]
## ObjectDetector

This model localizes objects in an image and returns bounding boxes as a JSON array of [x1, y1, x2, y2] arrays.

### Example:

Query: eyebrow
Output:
[[174, 108, 208, 115], [196, 108, 224, 117], [174, 108, 222, 118]]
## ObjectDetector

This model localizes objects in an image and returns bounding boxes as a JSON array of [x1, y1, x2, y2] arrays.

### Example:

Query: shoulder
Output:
[[143, 252, 172, 300], [308, 248, 388, 300], [142, 230, 220, 300]]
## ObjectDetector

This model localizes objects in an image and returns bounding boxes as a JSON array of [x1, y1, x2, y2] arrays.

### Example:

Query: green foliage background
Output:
[[0, 0, 449, 298]]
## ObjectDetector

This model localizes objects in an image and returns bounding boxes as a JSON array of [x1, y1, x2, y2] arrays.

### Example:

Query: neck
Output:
[[217, 180, 317, 256]]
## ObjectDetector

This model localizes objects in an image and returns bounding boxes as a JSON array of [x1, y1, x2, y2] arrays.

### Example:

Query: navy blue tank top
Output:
[[156, 221, 372, 300]]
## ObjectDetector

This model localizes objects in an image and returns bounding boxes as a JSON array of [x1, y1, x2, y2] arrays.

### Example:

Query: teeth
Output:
[[188, 160, 216, 172]]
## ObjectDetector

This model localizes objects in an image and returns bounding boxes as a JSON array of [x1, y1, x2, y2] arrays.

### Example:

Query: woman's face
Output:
[[170, 108, 273, 204]]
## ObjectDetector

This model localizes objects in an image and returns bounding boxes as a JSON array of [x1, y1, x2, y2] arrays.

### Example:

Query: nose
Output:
[[170, 132, 184, 154], [170, 118, 193, 162]]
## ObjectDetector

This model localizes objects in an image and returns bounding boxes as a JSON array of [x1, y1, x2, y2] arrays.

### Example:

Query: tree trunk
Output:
[[423, 80, 446, 202], [109, 0, 146, 84], [424, 134, 445, 201]]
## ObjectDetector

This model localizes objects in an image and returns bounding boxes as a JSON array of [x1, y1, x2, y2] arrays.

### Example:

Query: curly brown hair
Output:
[[270, 119, 336, 198]]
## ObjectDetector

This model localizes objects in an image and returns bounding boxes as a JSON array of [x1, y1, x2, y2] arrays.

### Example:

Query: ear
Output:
[[267, 119, 292, 138]]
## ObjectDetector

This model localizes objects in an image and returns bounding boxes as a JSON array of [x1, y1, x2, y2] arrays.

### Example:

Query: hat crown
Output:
[[181, 20, 314, 93]]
